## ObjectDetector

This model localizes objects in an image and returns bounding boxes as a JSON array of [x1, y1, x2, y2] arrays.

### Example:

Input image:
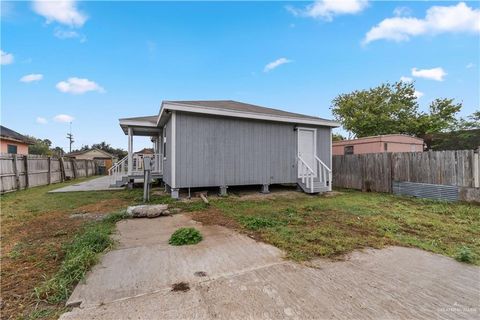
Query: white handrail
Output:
[[298, 156, 315, 193], [315, 156, 332, 191], [108, 155, 128, 175]]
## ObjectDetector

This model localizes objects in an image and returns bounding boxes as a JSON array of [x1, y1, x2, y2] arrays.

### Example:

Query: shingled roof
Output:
[[165, 100, 329, 121], [0, 125, 33, 144]]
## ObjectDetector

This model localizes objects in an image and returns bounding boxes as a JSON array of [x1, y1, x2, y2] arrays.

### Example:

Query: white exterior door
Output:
[[297, 128, 317, 178]]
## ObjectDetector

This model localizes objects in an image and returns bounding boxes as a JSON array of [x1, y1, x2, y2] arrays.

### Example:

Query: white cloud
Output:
[[32, 0, 87, 27], [264, 58, 292, 72], [20, 74, 44, 83], [56, 77, 105, 94], [400, 76, 413, 83], [54, 28, 86, 42], [287, 0, 368, 21], [411, 67, 447, 81], [36, 117, 48, 124], [466, 62, 475, 69], [363, 2, 480, 44], [414, 90, 424, 99], [53, 114, 74, 123], [1, 49, 14, 65]]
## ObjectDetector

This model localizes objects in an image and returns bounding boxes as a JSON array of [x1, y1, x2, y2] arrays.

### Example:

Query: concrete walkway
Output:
[[61, 214, 480, 320], [49, 176, 123, 193]]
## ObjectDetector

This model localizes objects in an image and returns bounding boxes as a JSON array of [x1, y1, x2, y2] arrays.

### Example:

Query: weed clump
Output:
[[455, 246, 475, 263], [240, 216, 280, 230], [169, 227, 203, 246]]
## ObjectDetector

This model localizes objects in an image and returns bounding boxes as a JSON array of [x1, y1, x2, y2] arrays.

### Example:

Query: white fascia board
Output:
[[119, 119, 157, 127], [159, 102, 340, 127]]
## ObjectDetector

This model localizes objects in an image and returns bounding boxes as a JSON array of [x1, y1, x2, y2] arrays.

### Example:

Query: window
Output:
[[7, 144, 17, 154], [344, 146, 354, 155], [384, 143, 388, 151]]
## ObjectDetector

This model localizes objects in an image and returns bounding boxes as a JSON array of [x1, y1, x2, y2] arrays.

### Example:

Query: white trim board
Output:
[[171, 111, 176, 188]]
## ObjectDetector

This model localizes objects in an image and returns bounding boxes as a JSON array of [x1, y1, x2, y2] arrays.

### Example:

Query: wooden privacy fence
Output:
[[332, 150, 480, 193], [0, 154, 97, 194]]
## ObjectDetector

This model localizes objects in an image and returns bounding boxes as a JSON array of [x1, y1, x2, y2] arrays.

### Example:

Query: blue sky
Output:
[[1, 1, 479, 151]]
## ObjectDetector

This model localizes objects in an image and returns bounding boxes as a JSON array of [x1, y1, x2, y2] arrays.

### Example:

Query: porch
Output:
[[109, 116, 163, 187]]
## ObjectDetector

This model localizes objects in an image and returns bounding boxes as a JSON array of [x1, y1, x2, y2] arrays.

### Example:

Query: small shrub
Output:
[[169, 228, 203, 246], [455, 246, 475, 263], [240, 216, 279, 230]]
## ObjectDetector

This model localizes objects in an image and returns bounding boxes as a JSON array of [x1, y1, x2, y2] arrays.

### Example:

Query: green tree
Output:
[[457, 111, 480, 129], [27, 136, 52, 155], [27, 136, 65, 156], [332, 133, 345, 141], [331, 81, 462, 138]]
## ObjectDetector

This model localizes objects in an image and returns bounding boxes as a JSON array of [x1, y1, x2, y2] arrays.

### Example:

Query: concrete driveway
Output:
[[49, 176, 123, 193], [61, 214, 479, 320]]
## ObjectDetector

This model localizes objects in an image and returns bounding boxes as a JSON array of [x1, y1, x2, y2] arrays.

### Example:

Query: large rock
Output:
[[126, 204, 169, 218]]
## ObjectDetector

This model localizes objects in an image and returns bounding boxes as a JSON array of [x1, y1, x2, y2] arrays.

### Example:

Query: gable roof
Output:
[[158, 100, 340, 127], [119, 100, 340, 134], [66, 148, 115, 158], [0, 125, 33, 144], [167, 100, 326, 121]]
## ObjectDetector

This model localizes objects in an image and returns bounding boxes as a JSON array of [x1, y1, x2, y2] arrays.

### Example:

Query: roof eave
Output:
[[158, 102, 340, 127]]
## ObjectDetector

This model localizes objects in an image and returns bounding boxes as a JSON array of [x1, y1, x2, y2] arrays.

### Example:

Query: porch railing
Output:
[[108, 153, 162, 184]]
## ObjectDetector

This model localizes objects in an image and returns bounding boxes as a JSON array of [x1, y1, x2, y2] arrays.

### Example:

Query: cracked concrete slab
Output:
[[61, 214, 480, 320]]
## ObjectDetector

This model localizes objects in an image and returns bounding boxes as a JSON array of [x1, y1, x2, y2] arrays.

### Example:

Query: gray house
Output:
[[110, 100, 339, 198]]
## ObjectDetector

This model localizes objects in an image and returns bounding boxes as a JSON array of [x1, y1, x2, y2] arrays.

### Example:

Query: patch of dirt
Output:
[[231, 190, 305, 201], [74, 198, 129, 214], [171, 282, 190, 292], [190, 209, 240, 230], [322, 191, 344, 198], [194, 271, 208, 277], [189, 209, 264, 242], [1, 211, 84, 319]]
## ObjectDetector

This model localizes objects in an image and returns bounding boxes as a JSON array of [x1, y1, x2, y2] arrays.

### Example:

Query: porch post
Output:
[[128, 127, 133, 175], [155, 136, 160, 172]]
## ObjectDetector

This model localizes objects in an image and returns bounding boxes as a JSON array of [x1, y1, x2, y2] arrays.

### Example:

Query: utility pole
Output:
[[66, 122, 74, 153]]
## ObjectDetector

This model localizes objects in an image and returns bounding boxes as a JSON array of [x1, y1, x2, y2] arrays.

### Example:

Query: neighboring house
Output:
[[112, 100, 339, 198], [0, 125, 33, 155], [134, 148, 154, 155], [332, 134, 424, 156], [133, 148, 155, 171], [66, 148, 118, 174]]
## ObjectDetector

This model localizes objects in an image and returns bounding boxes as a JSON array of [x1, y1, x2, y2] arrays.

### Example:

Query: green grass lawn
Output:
[[198, 190, 480, 264], [1, 181, 478, 319]]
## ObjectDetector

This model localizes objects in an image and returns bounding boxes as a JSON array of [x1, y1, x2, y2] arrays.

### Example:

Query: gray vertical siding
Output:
[[316, 127, 332, 168], [162, 117, 173, 186], [171, 112, 332, 188]]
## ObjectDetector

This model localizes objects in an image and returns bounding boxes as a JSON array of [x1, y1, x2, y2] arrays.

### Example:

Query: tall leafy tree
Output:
[[331, 81, 462, 138]]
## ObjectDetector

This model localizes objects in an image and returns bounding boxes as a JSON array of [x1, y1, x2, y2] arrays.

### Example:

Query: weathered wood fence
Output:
[[333, 150, 480, 194], [0, 154, 97, 194]]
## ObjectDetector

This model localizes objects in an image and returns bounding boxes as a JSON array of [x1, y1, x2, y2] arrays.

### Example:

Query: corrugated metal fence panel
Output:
[[392, 181, 459, 202]]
